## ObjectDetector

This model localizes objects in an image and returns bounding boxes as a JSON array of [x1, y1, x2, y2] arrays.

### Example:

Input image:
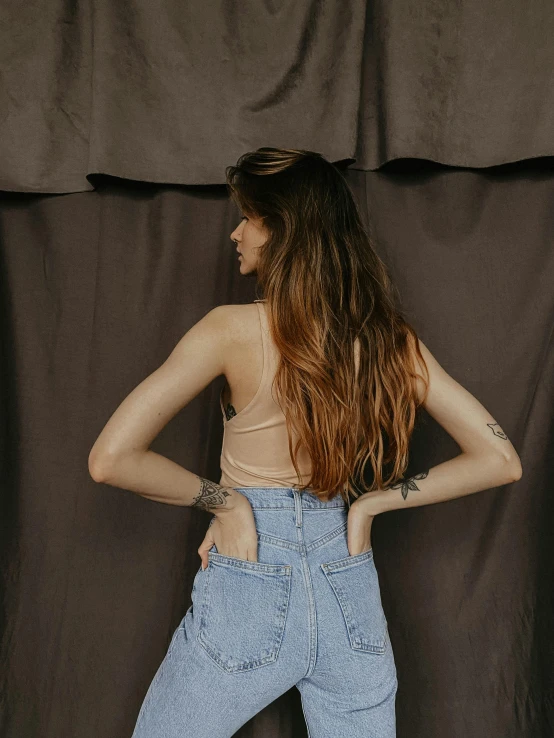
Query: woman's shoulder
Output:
[[217, 302, 263, 343]]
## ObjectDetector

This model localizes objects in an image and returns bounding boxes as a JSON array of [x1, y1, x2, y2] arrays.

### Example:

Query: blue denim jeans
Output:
[[131, 487, 398, 737]]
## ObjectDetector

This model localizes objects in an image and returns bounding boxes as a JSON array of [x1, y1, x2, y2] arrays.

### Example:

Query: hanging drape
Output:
[[1, 2, 553, 737], [2, 1, 554, 193]]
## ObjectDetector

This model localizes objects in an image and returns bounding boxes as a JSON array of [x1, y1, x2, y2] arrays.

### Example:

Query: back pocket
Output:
[[198, 552, 292, 673], [321, 549, 388, 654]]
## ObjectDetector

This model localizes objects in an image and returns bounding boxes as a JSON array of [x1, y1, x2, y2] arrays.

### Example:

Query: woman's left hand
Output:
[[346, 495, 377, 556]]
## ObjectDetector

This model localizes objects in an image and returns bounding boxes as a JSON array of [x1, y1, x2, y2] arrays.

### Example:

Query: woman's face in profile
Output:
[[230, 212, 268, 275]]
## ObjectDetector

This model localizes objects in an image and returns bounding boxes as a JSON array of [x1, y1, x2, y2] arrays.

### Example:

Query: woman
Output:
[[89, 148, 522, 738]]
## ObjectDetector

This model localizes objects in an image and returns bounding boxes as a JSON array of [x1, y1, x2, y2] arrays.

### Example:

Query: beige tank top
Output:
[[218, 300, 313, 489]]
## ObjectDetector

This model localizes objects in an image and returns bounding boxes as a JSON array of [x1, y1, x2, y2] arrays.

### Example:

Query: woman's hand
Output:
[[197, 493, 258, 569], [346, 493, 378, 556]]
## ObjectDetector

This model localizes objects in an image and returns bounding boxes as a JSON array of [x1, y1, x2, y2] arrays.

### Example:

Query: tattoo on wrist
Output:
[[386, 470, 429, 500], [191, 477, 231, 512]]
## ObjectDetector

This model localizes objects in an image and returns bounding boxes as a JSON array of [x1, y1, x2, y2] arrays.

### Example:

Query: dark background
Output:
[[1, 2, 553, 736]]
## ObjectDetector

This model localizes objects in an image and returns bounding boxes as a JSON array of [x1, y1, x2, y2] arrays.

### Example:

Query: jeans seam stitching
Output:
[[306, 521, 348, 553], [197, 567, 292, 672]]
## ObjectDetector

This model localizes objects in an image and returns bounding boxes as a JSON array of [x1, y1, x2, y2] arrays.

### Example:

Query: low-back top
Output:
[[218, 300, 312, 489]]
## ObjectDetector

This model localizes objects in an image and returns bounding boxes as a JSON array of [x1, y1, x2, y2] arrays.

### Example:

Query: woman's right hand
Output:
[[197, 493, 258, 570]]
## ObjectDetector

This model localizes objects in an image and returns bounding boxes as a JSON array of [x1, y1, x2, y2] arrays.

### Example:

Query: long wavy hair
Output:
[[225, 147, 430, 504]]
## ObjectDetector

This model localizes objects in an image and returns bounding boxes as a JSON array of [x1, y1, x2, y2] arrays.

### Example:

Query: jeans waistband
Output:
[[232, 487, 347, 528]]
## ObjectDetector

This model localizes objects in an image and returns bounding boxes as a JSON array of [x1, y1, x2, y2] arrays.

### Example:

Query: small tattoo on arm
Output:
[[192, 477, 231, 512], [487, 422, 508, 440], [386, 470, 429, 500], [224, 402, 237, 421]]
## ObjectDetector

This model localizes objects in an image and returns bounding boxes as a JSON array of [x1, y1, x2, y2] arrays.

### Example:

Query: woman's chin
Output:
[[238, 260, 256, 275]]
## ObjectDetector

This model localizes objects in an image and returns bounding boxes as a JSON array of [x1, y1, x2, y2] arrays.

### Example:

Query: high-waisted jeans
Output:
[[131, 487, 398, 738]]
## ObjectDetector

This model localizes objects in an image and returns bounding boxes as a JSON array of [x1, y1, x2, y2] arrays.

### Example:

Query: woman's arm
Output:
[[91, 449, 239, 513], [357, 336, 522, 516], [88, 305, 244, 516]]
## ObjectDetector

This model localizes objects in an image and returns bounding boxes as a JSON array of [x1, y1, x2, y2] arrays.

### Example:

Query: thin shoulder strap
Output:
[[254, 300, 268, 346], [254, 300, 271, 392]]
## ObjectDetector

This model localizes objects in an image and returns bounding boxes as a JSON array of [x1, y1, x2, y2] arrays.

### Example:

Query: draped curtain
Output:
[[1, 2, 552, 737]]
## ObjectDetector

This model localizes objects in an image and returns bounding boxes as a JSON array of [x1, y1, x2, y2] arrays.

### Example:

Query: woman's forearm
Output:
[[89, 449, 239, 515], [361, 452, 522, 516]]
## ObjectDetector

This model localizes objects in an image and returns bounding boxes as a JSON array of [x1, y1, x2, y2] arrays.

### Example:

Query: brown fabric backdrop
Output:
[[1, 160, 552, 737], [1, 1, 554, 192], [1, 0, 553, 735]]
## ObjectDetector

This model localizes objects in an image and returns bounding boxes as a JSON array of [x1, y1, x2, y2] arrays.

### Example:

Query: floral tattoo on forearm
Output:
[[385, 471, 429, 500], [191, 477, 231, 512], [381, 422, 509, 501]]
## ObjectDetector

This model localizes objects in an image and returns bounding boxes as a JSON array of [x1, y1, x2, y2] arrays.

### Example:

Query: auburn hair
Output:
[[225, 147, 430, 505]]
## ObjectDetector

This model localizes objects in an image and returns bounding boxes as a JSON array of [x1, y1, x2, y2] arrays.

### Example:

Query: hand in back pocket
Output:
[[197, 492, 259, 569]]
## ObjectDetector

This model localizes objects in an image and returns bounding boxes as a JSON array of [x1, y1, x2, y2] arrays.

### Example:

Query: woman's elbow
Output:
[[88, 449, 113, 483], [504, 453, 523, 482]]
